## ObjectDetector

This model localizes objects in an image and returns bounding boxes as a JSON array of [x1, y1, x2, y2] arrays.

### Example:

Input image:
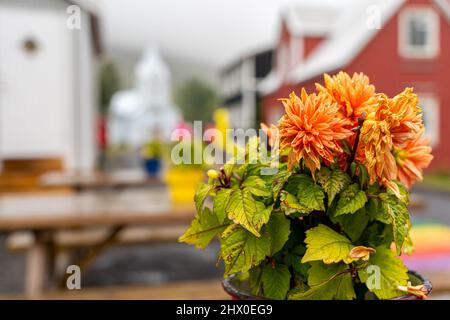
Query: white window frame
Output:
[[419, 94, 440, 147], [398, 7, 440, 59]]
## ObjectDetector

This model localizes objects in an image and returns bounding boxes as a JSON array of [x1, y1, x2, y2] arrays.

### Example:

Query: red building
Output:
[[259, 0, 450, 170]]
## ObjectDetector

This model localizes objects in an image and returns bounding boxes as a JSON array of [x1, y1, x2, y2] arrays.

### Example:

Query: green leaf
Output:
[[226, 189, 271, 236], [388, 181, 410, 205], [302, 224, 355, 264], [249, 267, 263, 296], [289, 262, 355, 300], [265, 211, 291, 255], [242, 176, 271, 197], [335, 184, 367, 216], [262, 264, 291, 300], [317, 167, 351, 205], [376, 194, 410, 255], [234, 163, 248, 179], [213, 188, 233, 223], [358, 246, 409, 300], [296, 175, 325, 211], [220, 224, 271, 276], [223, 163, 234, 179], [332, 208, 369, 242], [284, 245, 309, 278], [357, 164, 369, 188], [279, 191, 312, 216], [403, 233, 414, 255], [272, 169, 292, 200], [366, 197, 380, 221], [194, 183, 213, 213], [179, 207, 230, 249]]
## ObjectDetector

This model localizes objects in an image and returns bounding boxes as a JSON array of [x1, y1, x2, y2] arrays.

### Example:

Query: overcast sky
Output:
[[99, 0, 353, 70]]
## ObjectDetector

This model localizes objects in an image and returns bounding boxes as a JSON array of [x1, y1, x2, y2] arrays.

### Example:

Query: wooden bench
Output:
[[6, 225, 187, 252], [0, 190, 196, 297]]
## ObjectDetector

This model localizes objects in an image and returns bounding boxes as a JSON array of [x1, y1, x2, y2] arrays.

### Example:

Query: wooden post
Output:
[[24, 230, 54, 298]]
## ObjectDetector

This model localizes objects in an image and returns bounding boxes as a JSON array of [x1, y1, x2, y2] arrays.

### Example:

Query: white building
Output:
[[0, 0, 101, 171], [109, 47, 182, 146], [219, 48, 273, 129]]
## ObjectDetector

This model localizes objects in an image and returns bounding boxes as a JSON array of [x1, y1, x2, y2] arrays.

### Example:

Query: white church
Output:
[[109, 47, 182, 147], [0, 0, 100, 172]]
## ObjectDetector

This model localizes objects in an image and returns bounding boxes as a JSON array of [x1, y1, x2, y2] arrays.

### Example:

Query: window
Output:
[[419, 95, 439, 147], [399, 7, 439, 59]]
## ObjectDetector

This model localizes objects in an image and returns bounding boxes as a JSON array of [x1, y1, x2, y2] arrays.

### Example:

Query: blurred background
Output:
[[0, 0, 449, 299]]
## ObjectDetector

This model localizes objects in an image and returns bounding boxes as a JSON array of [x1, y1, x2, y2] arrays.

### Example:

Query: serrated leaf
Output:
[[272, 169, 292, 200], [388, 181, 410, 205], [265, 211, 291, 255], [179, 207, 230, 249], [358, 246, 409, 299], [332, 208, 369, 242], [376, 195, 410, 255], [289, 262, 355, 300], [242, 176, 271, 197], [317, 168, 351, 205], [335, 184, 367, 216], [194, 183, 213, 213], [366, 197, 380, 221], [226, 189, 271, 236], [249, 267, 263, 296], [279, 191, 312, 216], [213, 188, 233, 223], [220, 224, 271, 276], [403, 233, 414, 255], [302, 224, 355, 264], [262, 264, 291, 300], [296, 175, 325, 211]]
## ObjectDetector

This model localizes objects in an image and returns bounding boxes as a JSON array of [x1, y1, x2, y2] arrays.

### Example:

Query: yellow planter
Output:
[[165, 168, 205, 204]]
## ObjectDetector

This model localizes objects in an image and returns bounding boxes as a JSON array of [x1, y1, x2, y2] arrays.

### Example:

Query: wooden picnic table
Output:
[[39, 169, 165, 191], [0, 189, 195, 297]]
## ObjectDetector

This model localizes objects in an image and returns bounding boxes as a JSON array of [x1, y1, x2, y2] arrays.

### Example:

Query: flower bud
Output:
[[207, 169, 219, 179]]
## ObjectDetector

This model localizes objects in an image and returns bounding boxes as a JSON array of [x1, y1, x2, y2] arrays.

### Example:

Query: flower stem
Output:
[[347, 115, 366, 173]]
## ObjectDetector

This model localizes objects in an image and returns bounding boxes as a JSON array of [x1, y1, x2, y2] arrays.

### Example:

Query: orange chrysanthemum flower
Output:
[[357, 116, 399, 196], [376, 88, 423, 148], [357, 87, 429, 196], [278, 89, 353, 175], [395, 129, 433, 189], [315, 71, 378, 123]]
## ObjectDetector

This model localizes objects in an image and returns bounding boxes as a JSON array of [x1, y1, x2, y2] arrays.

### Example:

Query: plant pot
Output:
[[164, 167, 204, 204], [222, 270, 432, 300], [142, 157, 161, 177]]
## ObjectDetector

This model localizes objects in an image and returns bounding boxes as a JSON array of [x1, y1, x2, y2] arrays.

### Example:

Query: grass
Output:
[[418, 172, 450, 193]]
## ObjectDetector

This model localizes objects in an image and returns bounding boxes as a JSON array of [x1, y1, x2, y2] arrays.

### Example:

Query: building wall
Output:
[[262, 0, 450, 171], [0, 0, 97, 171]]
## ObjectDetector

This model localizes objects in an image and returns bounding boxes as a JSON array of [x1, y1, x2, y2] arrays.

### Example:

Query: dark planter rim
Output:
[[222, 270, 432, 300]]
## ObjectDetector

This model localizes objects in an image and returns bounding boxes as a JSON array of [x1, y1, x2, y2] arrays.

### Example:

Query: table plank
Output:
[[40, 170, 165, 190], [0, 190, 195, 231]]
